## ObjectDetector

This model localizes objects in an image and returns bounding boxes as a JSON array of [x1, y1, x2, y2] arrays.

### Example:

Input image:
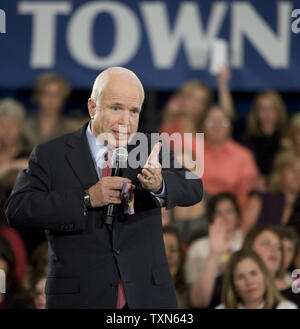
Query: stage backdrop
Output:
[[0, 0, 300, 90]]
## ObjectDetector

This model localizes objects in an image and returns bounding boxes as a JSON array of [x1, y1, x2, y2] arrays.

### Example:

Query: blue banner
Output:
[[0, 0, 300, 90]]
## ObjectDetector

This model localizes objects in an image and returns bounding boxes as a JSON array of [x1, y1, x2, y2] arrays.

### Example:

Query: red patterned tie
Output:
[[101, 150, 127, 309], [101, 150, 112, 177], [116, 280, 126, 309]]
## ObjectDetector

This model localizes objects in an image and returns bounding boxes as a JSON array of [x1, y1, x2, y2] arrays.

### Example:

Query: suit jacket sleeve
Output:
[[5, 144, 86, 232], [161, 145, 203, 210], [138, 136, 203, 211]]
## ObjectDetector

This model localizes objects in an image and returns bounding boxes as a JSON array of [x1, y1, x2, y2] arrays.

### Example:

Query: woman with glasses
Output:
[[201, 105, 258, 208]]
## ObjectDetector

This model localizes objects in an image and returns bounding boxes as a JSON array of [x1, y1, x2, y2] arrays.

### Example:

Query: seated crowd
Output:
[[0, 69, 300, 309]]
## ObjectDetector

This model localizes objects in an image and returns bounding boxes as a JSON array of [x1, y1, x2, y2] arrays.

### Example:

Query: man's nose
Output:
[[119, 110, 130, 125]]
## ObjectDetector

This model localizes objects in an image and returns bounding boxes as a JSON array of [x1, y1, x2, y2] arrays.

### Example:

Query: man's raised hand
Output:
[[137, 142, 163, 193]]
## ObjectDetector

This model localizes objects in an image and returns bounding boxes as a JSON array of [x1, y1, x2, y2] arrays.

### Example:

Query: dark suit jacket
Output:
[[5, 123, 203, 309]]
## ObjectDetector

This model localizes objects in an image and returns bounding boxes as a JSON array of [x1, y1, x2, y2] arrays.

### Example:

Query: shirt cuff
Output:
[[150, 179, 166, 198]]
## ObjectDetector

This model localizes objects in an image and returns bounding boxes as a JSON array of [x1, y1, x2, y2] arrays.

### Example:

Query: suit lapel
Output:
[[66, 122, 99, 188]]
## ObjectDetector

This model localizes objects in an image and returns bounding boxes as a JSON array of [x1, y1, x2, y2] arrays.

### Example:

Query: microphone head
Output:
[[112, 147, 128, 167]]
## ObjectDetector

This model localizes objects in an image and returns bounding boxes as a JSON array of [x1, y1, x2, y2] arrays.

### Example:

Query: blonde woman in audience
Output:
[[24, 72, 80, 148], [282, 112, 300, 153], [187, 193, 244, 308], [189, 224, 300, 309], [243, 226, 300, 307], [216, 250, 297, 309], [241, 90, 288, 189], [160, 80, 213, 137], [0, 98, 30, 178], [242, 150, 300, 234], [160, 67, 234, 136]]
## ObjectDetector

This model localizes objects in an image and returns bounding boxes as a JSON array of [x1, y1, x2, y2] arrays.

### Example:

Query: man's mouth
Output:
[[112, 130, 130, 138]]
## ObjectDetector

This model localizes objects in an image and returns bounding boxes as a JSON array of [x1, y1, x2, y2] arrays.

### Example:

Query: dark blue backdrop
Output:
[[0, 0, 299, 91]]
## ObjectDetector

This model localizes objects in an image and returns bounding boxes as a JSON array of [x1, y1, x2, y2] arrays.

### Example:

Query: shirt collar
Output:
[[86, 121, 108, 162]]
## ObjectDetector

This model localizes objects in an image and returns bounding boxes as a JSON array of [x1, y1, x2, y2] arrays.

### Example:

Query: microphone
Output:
[[105, 147, 128, 225]]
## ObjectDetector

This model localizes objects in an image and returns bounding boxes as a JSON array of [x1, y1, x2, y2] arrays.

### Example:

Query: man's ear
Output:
[[88, 98, 96, 118]]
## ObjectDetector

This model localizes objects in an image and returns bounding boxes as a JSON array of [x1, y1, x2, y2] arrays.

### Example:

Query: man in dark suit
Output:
[[5, 67, 203, 309]]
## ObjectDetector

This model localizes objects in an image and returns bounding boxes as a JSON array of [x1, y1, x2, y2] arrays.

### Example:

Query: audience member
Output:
[[242, 150, 300, 234], [201, 106, 258, 207], [160, 67, 234, 137], [0, 98, 30, 178], [187, 193, 243, 308], [216, 250, 297, 309], [158, 91, 185, 135], [276, 226, 300, 285], [1, 167, 47, 254], [24, 72, 79, 149], [240, 90, 288, 189], [163, 226, 188, 309], [160, 80, 213, 136], [288, 193, 300, 235], [281, 112, 300, 153], [243, 226, 300, 307], [0, 236, 29, 308], [0, 182, 28, 286]]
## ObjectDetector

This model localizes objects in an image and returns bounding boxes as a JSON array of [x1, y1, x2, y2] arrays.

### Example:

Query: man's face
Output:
[[89, 75, 143, 147]]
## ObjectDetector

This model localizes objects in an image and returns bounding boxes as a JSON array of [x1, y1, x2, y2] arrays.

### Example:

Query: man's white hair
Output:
[[90, 67, 144, 107]]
